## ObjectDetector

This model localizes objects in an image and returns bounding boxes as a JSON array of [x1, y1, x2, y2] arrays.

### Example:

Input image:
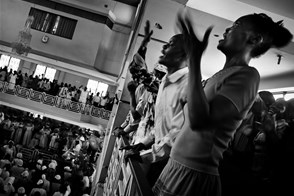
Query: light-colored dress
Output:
[[22, 124, 34, 147], [39, 128, 51, 149], [8, 73, 17, 90]]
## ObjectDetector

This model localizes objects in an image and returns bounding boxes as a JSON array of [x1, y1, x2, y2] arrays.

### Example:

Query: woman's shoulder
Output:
[[240, 66, 260, 77]]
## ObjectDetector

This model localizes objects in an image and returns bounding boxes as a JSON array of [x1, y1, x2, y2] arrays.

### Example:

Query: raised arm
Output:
[[177, 11, 212, 129], [138, 20, 153, 59]]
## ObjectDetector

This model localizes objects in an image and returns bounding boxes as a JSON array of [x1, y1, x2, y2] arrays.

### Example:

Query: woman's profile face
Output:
[[217, 17, 255, 55]]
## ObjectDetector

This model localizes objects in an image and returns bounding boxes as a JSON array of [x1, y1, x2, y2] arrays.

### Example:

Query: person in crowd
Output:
[[37, 78, 45, 92], [0, 164, 10, 181], [86, 93, 93, 105], [0, 112, 4, 124], [63, 167, 72, 182], [92, 92, 101, 107], [72, 88, 80, 102], [16, 71, 23, 86], [21, 73, 29, 88], [38, 124, 51, 150], [6, 69, 13, 81], [2, 141, 16, 160], [30, 159, 43, 185], [22, 120, 34, 148], [10, 162, 24, 185], [41, 174, 50, 193], [79, 86, 88, 104], [46, 160, 57, 181], [3, 176, 15, 195], [50, 174, 61, 195], [2, 117, 11, 131], [48, 80, 59, 96], [49, 130, 59, 152], [30, 75, 39, 90], [105, 94, 118, 111], [12, 153, 23, 167], [120, 19, 189, 186], [58, 83, 68, 107], [0, 67, 8, 82], [8, 71, 17, 90], [14, 170, 33, 194], [113, 21, 155, 140], [52, 184, 71, 196], [153, 10, 292, 196], [13, 121, 24, 144], [100, 92, 109, 109], [15, 187, 26, 196], [29, 179, 47, 196], [42, 79, 51, 93], [64, 89, 73, 108], [26, 75, 34, 89]]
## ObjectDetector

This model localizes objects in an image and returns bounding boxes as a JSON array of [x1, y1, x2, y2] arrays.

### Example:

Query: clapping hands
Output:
[[176, 9, 213, 64]]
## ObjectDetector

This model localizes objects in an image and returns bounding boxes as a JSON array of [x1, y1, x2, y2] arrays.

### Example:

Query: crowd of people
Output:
[[112, 10, 293, 196], [0, 105, 105, 196], [0, 67, 116, 111]]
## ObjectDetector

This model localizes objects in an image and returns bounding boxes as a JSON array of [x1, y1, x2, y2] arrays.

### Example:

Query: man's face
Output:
[[158, 34, 186, 68]]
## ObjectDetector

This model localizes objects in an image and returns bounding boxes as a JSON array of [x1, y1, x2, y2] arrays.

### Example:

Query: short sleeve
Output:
[[218, 67, 260, 113]]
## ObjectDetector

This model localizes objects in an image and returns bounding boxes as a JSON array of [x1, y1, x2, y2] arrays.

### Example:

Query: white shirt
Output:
[[142, 67, 188, 162], [153, 67, 188, 145]]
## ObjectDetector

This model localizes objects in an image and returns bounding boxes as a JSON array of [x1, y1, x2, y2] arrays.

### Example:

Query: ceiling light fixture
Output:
[[11, 15, 34, 56], [277, 54, 283, 65], [155, 23, 162, 29]]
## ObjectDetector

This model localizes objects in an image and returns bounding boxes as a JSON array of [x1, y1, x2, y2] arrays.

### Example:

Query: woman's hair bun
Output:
[[271, 20, 293, 48]]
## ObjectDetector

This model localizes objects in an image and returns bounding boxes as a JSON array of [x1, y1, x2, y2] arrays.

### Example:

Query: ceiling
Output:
[[237, 0, 294, 19], [140, 0, 294, 89]]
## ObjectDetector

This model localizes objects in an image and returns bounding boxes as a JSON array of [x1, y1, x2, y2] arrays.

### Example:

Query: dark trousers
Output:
[[146, 158, 169, 187]]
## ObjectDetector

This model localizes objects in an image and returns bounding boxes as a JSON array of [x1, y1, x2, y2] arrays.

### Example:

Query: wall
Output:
[[57, 0, 136, 26], [94, 26, 130, 76], [0, 0, 103, 66], [61, 72, 88, 87]]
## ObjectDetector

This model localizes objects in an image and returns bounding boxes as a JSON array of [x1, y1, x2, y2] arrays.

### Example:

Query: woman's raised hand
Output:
[[176, 10, 213, 63]]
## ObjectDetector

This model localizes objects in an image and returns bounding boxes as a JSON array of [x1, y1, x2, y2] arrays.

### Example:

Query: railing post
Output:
[[91, 0, 149, 195]]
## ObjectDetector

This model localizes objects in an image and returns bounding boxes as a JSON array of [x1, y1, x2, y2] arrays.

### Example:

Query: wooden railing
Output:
[[0, 81, 111, 120], [93, 136, 154, 196]]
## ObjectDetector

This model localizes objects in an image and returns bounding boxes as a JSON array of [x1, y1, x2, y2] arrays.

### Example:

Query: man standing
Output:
[[121, 24, 189, 186]]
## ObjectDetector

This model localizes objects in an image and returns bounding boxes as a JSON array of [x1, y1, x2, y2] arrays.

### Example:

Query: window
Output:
[[33, 65, 46, 78], [285, 93, 294, 101], [273, 94, 284, 100], [87, 79, 109, 96], [29, 8, 77, 39], [0, 55, 20, 71], [261, 87, 294, 101], [0, 55, 10, 69], [33, 64, 56, 82], [44, 67, 56, 82]]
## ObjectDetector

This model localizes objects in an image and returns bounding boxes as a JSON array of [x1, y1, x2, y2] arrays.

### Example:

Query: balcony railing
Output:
[[0, 81, 111, 120], [93, 135, 154, 196]]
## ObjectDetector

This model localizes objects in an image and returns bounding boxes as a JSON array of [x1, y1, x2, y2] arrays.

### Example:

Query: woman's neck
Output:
[[224, 52, 251, 69]]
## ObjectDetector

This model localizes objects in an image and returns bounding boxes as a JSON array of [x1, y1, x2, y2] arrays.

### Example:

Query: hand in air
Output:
[[142, 20, 153, 45], [176, 10, 213, 63]]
